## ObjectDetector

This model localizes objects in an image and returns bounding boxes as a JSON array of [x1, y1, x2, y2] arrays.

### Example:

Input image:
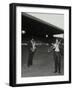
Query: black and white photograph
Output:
[[10, 3, 71, 87], [21, 12, 64, 77]]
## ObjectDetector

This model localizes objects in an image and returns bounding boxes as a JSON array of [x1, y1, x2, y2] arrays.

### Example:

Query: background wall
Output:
[[0, 0, 72, 90]]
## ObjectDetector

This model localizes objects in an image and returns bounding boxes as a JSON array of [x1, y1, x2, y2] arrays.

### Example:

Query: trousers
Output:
[[53, 51, 61, 73], [28, 50, 35, 67]]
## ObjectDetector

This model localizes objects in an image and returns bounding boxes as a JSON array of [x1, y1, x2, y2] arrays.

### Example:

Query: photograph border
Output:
[[9, 3, 71, 87]]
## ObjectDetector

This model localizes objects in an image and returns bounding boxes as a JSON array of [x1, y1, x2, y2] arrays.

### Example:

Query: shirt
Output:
[[53, 43, 60, 52], [31, 42, 36, 52]]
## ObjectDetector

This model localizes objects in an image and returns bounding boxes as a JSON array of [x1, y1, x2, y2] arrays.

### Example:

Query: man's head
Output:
[[31, 38, 35, 43], [56, 39, 59, 44]]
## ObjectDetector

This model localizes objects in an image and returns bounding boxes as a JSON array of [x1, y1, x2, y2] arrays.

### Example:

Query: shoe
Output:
[[54, 71, 57, 73], [58, 71, 61, 73], [27, 65, 31, 67]]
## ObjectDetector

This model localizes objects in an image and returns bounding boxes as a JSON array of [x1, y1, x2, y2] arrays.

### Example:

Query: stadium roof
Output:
[[22, 13, 64, 42]]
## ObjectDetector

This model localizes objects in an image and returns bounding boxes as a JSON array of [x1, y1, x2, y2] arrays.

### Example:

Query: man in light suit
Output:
[[52, 39, 61, 73]]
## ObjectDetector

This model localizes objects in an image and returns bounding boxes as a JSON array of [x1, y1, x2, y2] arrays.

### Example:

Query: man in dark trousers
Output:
[[27, 39, 36, 67], [52, 39, 61, 73]]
